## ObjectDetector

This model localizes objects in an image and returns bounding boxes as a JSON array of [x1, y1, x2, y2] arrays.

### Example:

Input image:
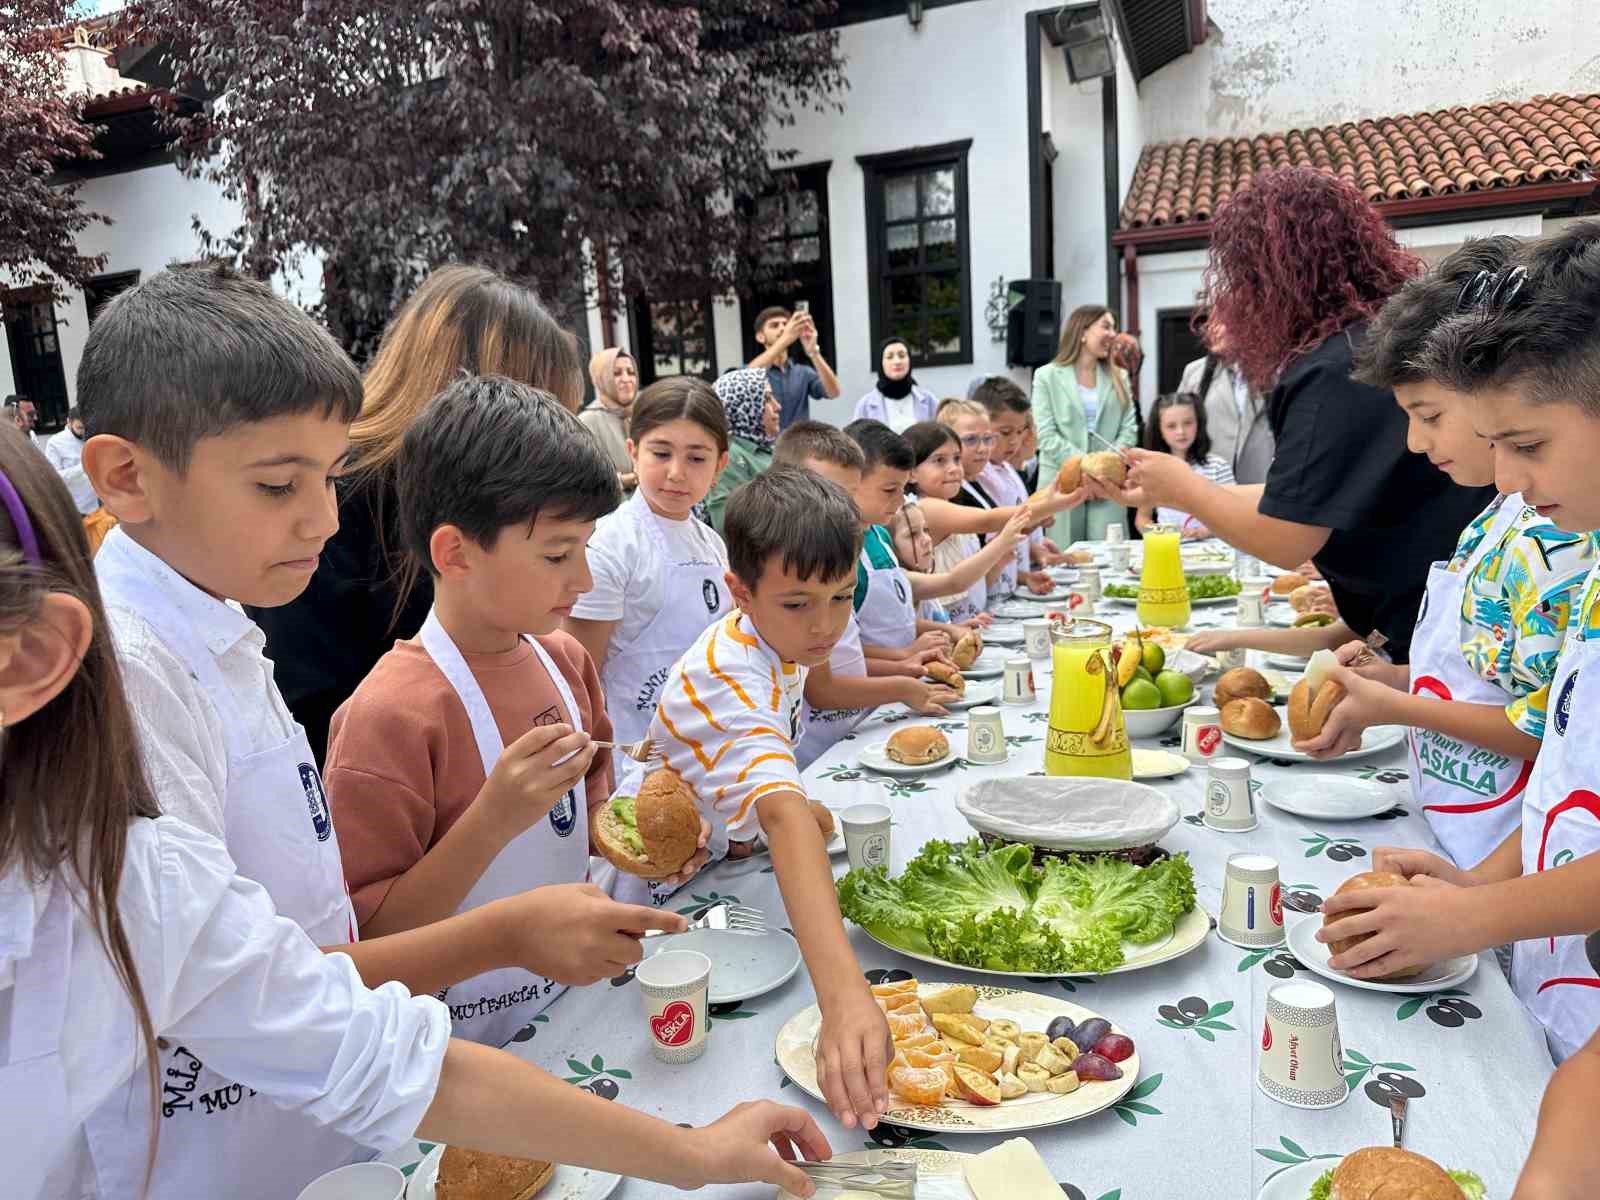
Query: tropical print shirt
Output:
[[1447, 494, 1599, 737]]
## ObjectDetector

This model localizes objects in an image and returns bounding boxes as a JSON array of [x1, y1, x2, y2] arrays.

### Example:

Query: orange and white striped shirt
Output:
[[649, 611, 808, 842]]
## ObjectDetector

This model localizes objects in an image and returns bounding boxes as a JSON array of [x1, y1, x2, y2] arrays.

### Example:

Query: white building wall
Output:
[[1045, 35, 1119, 323], [1140, 0, 1600, 145]]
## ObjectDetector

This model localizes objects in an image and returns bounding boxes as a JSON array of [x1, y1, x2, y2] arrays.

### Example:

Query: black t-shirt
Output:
[[1258, 322, 1493, 664], [249, 472, 434, 765], [953, 478, 999, 542]]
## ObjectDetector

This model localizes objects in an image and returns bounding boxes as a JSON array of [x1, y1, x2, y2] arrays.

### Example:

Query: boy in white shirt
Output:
[[651, 466, 893, 1132]]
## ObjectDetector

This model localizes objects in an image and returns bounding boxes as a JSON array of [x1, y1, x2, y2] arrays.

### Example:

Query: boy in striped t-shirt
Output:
[[649, 466, 893, 1133]]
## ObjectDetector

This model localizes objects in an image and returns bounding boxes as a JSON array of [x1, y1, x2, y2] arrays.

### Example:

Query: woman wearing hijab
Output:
[[579, 347, 640, 493], [853, 338, 939, 433], [704, 367, 781, 533]]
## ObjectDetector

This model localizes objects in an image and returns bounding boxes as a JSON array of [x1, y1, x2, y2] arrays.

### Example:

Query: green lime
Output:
[[1155, 669, 1194, 707], [1122, 678, 1163, 710], [1134, 666, 1155, 686], [1141, 642, 1165, 675]]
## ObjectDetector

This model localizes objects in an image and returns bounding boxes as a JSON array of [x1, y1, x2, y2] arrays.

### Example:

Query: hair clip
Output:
[[1455, 269, 1494, 313], [1488, 264, 1529, 311], [0, 466, 40, 564]]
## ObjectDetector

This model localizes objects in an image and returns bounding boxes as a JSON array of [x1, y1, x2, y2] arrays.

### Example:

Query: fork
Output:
[[590, 737, 662, 766], [1390, 1094, 1408, 1148], [642, 902, 767, 939]]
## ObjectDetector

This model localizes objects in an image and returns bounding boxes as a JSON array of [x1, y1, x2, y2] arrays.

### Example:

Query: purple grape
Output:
[[1072, 1018, 1111, 1050], [1070, 1052, 1123, 1082], [1046, 1016, 1078, 1044], [1093, 1033, 1136, 1063]]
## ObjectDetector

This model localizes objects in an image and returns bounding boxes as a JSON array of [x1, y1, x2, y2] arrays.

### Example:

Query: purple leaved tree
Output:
[[135, 0, 846, 357]]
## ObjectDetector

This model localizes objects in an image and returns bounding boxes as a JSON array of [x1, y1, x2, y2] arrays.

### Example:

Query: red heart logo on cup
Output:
[[1269, 882, 1284, 927], [1262, 1018, 1273, 1052], [1197, 726, 1221, 755], [650, 1000, 696, 1047]]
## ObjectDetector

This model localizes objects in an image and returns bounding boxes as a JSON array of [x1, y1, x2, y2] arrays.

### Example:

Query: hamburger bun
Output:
[[951, 629, 983, 670], [1081, 450, 1126, 487], [1289, 584, 1329, 613], [1220, 697, 1281, 740], [1323, 873, 1429, 981], [1288, 676, 1346, 741], [1063, 548, 1095, 565], [1055, 455, 1083, 493], [926, 661, 966, 696], [1327, 1146, 1466, 1199], [1270, 572, 1308, 596], [593, 769, 701, 879], [1214, 666, 1272, 709], [809, 799, 836, 841], [436, 1147, 555, 1200], [886, 726, 950, 765]]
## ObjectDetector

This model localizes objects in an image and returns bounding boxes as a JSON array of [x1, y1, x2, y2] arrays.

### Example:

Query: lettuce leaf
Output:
[[1032, 853, 1197, 946], [1448, 1170, 1486, 1200], [1307, 1168, 1333, 1200]]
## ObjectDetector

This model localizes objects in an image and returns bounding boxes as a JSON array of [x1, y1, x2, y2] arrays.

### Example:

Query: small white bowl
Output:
[[1122, 699, 1194, 738]]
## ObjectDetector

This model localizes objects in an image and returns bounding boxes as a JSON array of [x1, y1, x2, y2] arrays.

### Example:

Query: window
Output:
[[859, 140, 973, 368], [1156, 307, 1207, 397], [740, 162, 835, 364], [628, 295, 717, 385], [84, 271, 141, 325]]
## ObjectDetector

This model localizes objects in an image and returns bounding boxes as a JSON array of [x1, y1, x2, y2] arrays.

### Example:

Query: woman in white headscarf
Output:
[[704, 368, 780, 534], [579, 347, 640, 493]]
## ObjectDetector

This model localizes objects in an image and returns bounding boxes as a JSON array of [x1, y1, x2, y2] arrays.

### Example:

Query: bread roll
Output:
[[1220, 697, 1281, 739], [1055, 455, 1083, 493], [1288, 676, 1346, 741], [1323, 874, 1429, 981], [926, 661, 966, 696], [1327, 1147, 1468, 1200], [952, 629, 982, 670], [436, 1147, 555, 1200], [886, 726, 950, 765], [1214, 667, 1272, 709], [592, 769, 701, 879], [1270, 572, 1307, 595], [1081, 450, 1126, 486]]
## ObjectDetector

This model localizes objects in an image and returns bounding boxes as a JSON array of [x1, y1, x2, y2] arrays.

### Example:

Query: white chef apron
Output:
[[87, 541, 364, 1199], [939, 533, 987, 625], [419, 611, 591, 1048], [5, 876, 72, 1200], [795, 616, 870, 770], [982, 464, 1033, 586], [855, 543, 918, 650], [1405, 495, 1531, 870], [600, 493, 731, 792], [960, 479, 1018, 599], [1511, 615, 1600, 1062]]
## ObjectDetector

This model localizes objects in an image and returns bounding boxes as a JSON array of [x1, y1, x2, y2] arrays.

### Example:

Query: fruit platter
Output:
[[1109, 630, 1196, 735], [775, 977, 1141, 1133]]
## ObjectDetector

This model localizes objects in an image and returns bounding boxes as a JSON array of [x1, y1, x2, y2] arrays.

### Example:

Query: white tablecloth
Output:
[[382, 584, 1554, 1200]]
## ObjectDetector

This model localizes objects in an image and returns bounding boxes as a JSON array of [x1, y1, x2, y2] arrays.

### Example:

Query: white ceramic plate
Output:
[[990, 599, 1050, 620], [962, 649, 1012, 680], [1265, 652, 1311, 671], [1258, 1158, 1342, 1200], [1219, 707, 1407, 763], [776, 984, 1141, 1134], [941, 681, 1002, 711], [1131, 747, 1190, 779], [652, 928, 801, 1004], [858, 906, 1211, 980], [858, 738, 960, 776], [406, 1145, 621, 1200], [982, 623, 1025, 645], [1286, 917, 1478, 994], [777, 1149, 979, 1200], [1259, 775, 1398, 820], [1268, 609, 1295, 627], [1013, 584, 1076, 602]]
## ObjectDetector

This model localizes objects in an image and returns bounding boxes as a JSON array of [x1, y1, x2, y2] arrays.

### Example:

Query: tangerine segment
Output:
[[887, 1010, 932, 1039], [870, 979, 919, 998], [893, 1031, 939, 1052], [887, 1063, 947, 1106]]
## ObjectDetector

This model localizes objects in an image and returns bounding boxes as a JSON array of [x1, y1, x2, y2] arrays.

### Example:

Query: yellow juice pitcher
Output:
[[1044, 617, 1132, 779], [1137, 524, 1191, 628]]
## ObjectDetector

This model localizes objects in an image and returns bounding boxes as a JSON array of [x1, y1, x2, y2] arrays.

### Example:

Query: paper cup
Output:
[[1002, 658, 1036, 706], [1217, 646, 1248, 671], [295, 1163, 406, 1200], [1107, 543, 1132, 573], [1181, 705, 1223, 762], [1022, 619, 1052, 659], [1204, 756, 1257, 832], [966, 705, 1008, 763], [1218, 853, 1284, 948], [637, 949, 711, 1064], [1236, 594, 1265, 627], [1257, 981, 1348, 1109], [1104, 524, 1126, 544], [842, 803, 892, 871]]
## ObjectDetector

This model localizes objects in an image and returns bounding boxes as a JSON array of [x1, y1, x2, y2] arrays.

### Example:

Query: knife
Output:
[[1086, 428, 1135, 470]]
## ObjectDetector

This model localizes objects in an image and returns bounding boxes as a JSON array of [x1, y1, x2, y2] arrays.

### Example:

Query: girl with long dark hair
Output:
[[1134, 393, 1233, 537]]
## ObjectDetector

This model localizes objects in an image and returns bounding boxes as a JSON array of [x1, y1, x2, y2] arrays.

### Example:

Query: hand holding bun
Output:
[[886, 726, 950, 765], [1289, 649, 1346, 741], [1220, 697, 1281, 739], [926, 661, 966, 696], [1322, 873, 1429, 981], [1081, 450, 1126, 487], [1288, 584, 1333, 614], [951, 629, 982, 670], [593, 769, 702, 879]]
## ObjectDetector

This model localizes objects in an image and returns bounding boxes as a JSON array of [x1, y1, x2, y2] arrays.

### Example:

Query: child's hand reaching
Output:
[[908, 630, 953, 657], [1184, 630, 1243, 655], [1374, 845, 1472, 889], [900, 679, 958, 715], [1316, 873, 1480, 980], [479, 723, 596, 840], [815, 988, 893, 1130], [498, 883, 688, 985], [997, 507, 1033, 548], [692, 1100, 834, 1197], [1290, 666, 1393, 759]]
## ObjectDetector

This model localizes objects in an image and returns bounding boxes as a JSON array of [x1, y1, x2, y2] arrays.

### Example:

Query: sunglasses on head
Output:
[[1456, 265, 1528, 314]]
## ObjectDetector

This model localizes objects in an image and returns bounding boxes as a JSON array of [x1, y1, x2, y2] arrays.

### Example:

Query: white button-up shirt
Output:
[[2, 817, 449, 1200], [97, 529, 297, 841], [43, 429, 98, 516]]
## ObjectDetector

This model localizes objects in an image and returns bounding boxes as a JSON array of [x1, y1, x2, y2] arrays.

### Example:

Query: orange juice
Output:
[[1137, 525, 1191, 628], [1044, 618, 1132, 779]]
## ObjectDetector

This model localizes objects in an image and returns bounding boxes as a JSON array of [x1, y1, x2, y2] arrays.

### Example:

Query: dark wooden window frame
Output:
[[1155, 305, 1207, 399], [858, 138, 974, 370], [627, 294, 719, 385], [740, 161, 836, 366], [84, 270, 142, 326]]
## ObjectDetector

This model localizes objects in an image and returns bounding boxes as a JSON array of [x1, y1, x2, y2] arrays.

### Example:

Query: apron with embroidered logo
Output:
[[419, 612, 592, 1048], [1406, 496, 1531, 870], [3, 876, 72, 1200], [88, 536, 364, 1200], [600, 494, 731, 790], [961, 479, 1018, 599]]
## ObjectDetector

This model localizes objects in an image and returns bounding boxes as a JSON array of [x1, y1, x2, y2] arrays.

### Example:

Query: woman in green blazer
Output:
[[705, 367, 779, 533], [1029, 304, 1138, 545]]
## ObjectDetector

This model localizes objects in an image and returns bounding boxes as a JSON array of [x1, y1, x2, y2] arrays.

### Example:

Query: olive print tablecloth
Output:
[[381, 584, 1555, 1199]]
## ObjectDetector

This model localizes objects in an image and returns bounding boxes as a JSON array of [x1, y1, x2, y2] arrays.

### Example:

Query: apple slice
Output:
[[955, 1044, 1004, 1074], [952, 1064, 1002, 1106]]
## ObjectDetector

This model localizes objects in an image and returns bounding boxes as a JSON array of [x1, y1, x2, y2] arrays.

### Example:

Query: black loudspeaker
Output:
[[1006, 279, 1062, 367]]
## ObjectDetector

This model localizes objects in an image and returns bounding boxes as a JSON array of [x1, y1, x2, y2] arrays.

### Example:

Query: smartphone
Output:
[[794, 299, 810, 315]]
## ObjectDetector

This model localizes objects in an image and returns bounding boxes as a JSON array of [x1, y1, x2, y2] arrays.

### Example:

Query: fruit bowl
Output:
[[1122, 698, 1194, 739]]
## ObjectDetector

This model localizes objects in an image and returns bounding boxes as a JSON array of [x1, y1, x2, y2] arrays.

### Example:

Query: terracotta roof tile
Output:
[[1120, 92, 1600, 229]]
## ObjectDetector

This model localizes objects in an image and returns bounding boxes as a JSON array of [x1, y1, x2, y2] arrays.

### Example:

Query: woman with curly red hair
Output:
[[1098, 167, 1493, 662]]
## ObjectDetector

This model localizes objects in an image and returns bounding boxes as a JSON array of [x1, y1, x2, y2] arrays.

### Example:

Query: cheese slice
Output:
[[961, 1138, 1065, 1200]]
